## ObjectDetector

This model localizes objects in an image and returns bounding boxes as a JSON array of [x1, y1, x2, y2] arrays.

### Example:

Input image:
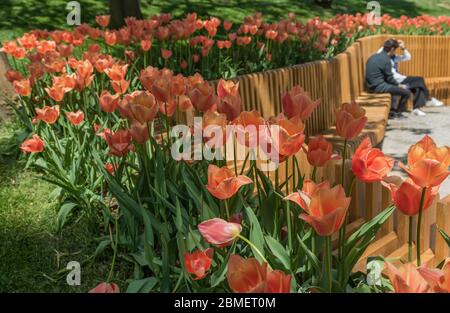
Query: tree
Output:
[[108, 0, 143, 29]]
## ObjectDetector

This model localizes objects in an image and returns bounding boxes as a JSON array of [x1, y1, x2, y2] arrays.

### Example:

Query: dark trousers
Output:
[[385, 85, 412, 113], [402, 76, 429, 109]]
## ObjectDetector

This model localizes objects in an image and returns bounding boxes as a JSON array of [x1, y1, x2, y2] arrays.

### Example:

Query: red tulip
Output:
[[140, 39, 152, 52], [20, 135, 44, 153], [95, 15, 111, 28], [99, 90, 120, 113], [384, 262, 430, 293], [161, 49, 172, 60], [206, 164, 252, 200], [217, 79, 241, 120], [306, 135, 340, 167], [184, 248, 214, 280], [65, 110, 84, 126], [335, 101, 367, 140], [104, 129, 133, 157], [198, 218, 242, 248], [282, 85, 320, 120], [5, 69, 23, 83], [352, 137, 394, 182], [286, 182, 350, 236], [188, 82, 217, 113], [392, 179, 438, 216], [89, 282, 120, 293], [130, 121, 149, 144], [35, 105, 60, 124]]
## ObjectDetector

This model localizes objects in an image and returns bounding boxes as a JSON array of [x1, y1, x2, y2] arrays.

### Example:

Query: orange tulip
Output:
[[198, 218, 242, 247], [45, 85, 65, 102], [399, 136, 450, 188], [306, 135, 340, 167], [227, 255, 268, 293], [188, 81, 217, 113], [418, 258, 450, 293], [282, 85, 320, 120], [335, 101, 367, 140], [111, 79, 130, 94], [104, 31, 117, 46], [151, 77, 172, 103], [65, 110, 84, 126], [384, 262, 430, 293], [13, 79, 31, 96], [105, 63, 128, 82], [206, 164, 252, 200], [130, 121, 149, 144], [184, 248, 214, 280], [95, 15, 111, 28], [233, 110, 265, 148], [399, 159, 449, 188], [120, 91, 158, 124], [352, 137, 394, 182], [76, 60, 94, 80], [286, 182, 350, 236], [35, 105, 60, 124], [105, 129, 133, 157], [272, 115, 305, 159], [20, 135, 44, 153], [227, 255, 292, 293], [201, 109, 228, 148], [285, 179, 330, 210], [98, 90, 120, 113], [89, 282, 119, 293], [392, 179, 438, 216], [407, 135, 450, 168], [265, 270, 292, 293]]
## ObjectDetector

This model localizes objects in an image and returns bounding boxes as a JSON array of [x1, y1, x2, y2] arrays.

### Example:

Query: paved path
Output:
[[381, 105, 450, 196]]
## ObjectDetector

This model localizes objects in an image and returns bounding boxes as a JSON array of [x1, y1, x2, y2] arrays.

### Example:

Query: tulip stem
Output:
[[224, 200, 230, 220], [338, 139, 347, 261], [322, 235, 332, 292], [286, 201, 293, 252], [311, 166, 317, 182], [408, 216, 413, 262], [238, 234, 269, 266], [416, 187, 427, 266], [107, 214, 119, 283]]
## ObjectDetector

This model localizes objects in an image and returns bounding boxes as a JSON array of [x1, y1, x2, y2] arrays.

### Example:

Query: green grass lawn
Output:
[[0, 120, 131, 292], [1, 0, 450, 42]]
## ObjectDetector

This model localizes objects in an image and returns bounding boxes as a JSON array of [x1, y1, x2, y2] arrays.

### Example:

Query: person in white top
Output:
[[377, 40, 444, 116]]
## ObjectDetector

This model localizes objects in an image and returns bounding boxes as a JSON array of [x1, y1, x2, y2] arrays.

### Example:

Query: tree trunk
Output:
[[314, 0, 333, 8], [109, 0, 143, 29]]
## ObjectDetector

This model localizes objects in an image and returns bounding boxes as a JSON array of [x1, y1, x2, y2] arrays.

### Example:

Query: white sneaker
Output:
[[412, 108, 427, 116], [426, 97, 444, 107]]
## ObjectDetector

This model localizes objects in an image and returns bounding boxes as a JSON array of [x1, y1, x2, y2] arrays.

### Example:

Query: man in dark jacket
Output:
[[365, 39, 411, 118]]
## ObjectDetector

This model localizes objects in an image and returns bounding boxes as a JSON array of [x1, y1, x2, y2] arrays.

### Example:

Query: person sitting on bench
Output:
[[365, 39, 411, 119], [376, 39, 444, 117]]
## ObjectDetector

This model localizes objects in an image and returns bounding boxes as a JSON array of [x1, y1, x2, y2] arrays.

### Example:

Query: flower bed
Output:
[[1, 12, 450, 293]]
